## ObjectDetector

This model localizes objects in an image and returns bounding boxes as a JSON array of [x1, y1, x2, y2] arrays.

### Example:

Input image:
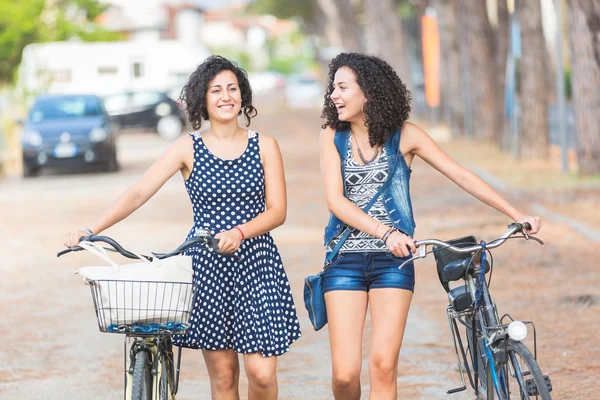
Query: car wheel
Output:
[[23, 163, 40, 178], [156, 115, 183, 140], [105, 148, 119, 173]]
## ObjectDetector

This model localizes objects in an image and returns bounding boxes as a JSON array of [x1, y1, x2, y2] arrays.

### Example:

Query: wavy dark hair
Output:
[[321, 53, 412, 147], [180, 55, 257, 130]]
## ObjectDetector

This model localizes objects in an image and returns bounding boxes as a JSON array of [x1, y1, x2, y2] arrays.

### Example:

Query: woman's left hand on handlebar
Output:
[[64, 230, 88, 248], [517, 215, 542, 234], [385, 230, 417, 257], [215, 229, 242, 254]]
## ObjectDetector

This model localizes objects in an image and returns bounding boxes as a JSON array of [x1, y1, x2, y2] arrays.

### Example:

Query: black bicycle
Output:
[[57, 228, 222, 400], [399, 223, 553, 399]]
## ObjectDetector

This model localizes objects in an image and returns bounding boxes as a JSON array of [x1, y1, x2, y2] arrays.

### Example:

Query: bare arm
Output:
[[215, 134, 287, 253], [239, 134, 287, 236], [64, 136, 191, 247], [402, 122, 541, 233]]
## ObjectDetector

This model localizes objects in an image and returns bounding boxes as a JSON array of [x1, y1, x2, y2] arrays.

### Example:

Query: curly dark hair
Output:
[[321, 53, 412, 147], [180, 55, 257, 130]]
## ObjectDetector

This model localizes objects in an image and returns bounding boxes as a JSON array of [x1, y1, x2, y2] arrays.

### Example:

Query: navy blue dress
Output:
[[173, 130, 301, 357]]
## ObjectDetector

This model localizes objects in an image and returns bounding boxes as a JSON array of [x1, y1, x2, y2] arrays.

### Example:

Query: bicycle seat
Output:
[[442, 257, 491, 282]]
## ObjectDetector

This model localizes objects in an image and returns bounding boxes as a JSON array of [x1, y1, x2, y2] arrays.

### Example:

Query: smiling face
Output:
[[329, 66, 367, 123], [205, 70, 242, 123]]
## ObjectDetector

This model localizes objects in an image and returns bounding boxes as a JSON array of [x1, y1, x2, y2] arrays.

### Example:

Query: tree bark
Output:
[[432, 0, 463, 135], [567, 0, 600, 174], [364, 0, 411, 88], [312, 0, 362, 53], [463, 0, 498, 140], [495, 0, 510, 146], [518, 0, 549, 159]]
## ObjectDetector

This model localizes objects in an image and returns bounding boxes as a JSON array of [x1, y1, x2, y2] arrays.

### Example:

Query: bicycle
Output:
[[57, 228, 223, 400], [398, 222, 553, 399]]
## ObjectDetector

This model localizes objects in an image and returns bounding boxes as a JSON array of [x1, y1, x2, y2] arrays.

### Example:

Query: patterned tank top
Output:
[[327, 136, 392, 253]]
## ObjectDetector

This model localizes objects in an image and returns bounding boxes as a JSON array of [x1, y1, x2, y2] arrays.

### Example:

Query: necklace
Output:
[[352, 132, 379, 165]]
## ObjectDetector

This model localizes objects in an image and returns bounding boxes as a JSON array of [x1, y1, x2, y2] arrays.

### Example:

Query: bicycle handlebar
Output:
[[398, 222, 543, 269], [56, 229, 222, 260]]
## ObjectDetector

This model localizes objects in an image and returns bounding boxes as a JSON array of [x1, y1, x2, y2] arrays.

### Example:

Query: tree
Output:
[[364, 0, 410, 87], [249, 0, 362, 52], [0, 0, 118, 85], [432, 0, 463, 136], [0, 1, 46, 85], [518, 0, 549, 159], [463, 0, 498, 140], [495, 0, 510, 147], [567, 0, 600, 174]]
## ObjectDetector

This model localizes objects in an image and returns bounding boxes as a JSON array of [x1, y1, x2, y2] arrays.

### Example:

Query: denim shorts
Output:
[[322, 251, 415, 293]]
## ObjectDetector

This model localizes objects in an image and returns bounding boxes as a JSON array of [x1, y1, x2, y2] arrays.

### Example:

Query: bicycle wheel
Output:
[[131, 351, 153, 400], [158, 353, 170, 400], [497, 340, 551, 400]]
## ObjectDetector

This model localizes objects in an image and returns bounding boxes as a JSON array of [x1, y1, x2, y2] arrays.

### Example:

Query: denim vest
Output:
[[323, 127, 416, 249]]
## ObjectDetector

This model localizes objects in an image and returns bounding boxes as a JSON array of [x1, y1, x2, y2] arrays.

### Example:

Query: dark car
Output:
[[20, 94, 118, 177], [103, 91, 186, 140]]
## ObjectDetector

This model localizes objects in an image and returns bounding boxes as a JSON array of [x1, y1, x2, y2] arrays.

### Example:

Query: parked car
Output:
[[103, 91, 186, 140], [284, 75, 324, 109], [20, 94, 118, 177]]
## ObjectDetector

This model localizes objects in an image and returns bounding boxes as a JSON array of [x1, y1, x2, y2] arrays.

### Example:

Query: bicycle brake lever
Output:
[[398, 245, 427, 270]]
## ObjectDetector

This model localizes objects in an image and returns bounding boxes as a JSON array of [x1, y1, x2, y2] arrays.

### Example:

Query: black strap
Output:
[[325, 157, 400, 265]]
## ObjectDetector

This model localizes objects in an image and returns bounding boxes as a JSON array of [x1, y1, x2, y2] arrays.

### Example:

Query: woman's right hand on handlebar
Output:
[[385, 230, 417, 257], [64, 230, 89, 248]]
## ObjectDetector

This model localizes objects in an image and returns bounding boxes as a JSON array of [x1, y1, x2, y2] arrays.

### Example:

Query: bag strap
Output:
[[325, 155, 400, 266], [78, 240, 151, 271]]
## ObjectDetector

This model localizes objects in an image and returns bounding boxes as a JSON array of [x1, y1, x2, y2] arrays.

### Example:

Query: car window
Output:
[[30, 97, 103, 121], [103, 93, 130, 114], [131, 92, 162, 107]]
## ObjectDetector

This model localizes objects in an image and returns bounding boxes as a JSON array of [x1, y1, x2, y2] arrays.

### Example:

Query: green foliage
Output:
[[247, 0, 314, 23], [564, 68, 572, 99], [0, 0, 118, 85], [208, 47, 252, 71]]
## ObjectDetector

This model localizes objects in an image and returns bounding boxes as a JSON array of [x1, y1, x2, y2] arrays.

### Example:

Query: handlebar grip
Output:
[[523, 222, 532, 231], [57, 247, 83, 257]]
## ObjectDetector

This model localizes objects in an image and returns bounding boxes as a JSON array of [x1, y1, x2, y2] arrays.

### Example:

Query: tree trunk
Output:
[[518, 0, 549, 159], [567, 0, 600, 174], [495, 0, 510, 146], [432, 0, 463, 135], [312, 0, 362, 53], [463, 0, 498, 140], [364, 0, 411, 88]]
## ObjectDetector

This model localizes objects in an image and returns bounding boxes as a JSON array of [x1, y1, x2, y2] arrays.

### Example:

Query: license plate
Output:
[[54, 143, 77, 158]]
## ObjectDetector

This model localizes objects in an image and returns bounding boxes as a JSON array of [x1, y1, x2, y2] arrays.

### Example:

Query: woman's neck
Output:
[[350, 121, 370, 142], [207, 120, 243, 140]]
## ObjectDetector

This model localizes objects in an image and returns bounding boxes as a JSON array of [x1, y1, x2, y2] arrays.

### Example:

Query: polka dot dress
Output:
[[172, 130, 301, 357]]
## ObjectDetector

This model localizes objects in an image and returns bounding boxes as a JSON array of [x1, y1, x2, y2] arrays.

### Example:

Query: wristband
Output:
[[233, 226, 245, 241]]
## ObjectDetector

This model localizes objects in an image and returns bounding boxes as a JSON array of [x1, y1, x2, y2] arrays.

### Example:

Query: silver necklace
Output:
[[352, 133, 378, 165]]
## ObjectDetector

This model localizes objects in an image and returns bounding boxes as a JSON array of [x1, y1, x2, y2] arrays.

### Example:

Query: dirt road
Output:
[[0, 102, 597, 399]]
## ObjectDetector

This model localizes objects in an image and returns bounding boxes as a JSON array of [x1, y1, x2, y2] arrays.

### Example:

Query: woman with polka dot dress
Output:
[[64, 56, 301, 399]]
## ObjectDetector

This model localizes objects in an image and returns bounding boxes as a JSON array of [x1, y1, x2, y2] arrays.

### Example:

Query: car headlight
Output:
[[89, 127, 108, 142], [155, 102, 172, 117], [24, 131, 43, 147]]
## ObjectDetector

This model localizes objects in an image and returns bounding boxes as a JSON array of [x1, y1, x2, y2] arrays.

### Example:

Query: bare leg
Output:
[[202, 349, 240, 400], [243, 352, 278, 400], [325, 290, 369, 400], [367, 288, 413, 400]]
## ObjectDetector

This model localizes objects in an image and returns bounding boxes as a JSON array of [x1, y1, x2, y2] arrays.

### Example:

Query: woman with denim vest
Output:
[[319, 53, 541, 399]]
